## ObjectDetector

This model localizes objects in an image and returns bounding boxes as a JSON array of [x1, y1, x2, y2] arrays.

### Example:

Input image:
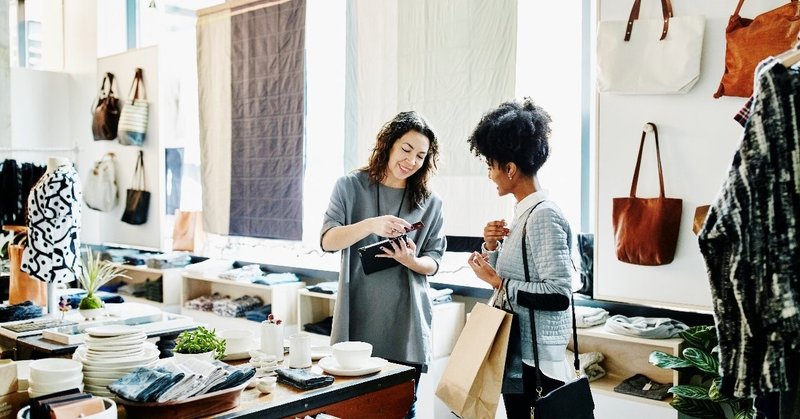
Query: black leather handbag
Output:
[[121, 150, 150, 225], [519, 220, 595, 419]]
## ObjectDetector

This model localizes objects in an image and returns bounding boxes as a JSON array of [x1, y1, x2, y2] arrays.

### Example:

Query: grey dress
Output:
[[321, 171, 446, 370]]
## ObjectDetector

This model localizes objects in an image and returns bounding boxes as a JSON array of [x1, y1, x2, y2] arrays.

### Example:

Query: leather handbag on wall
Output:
[[91, 72, 121, 141], [612, 122, 682, 266], [596, 0, 705, 94], [83, 152, 118, 212], [121, 150, 151, 225], [118, 68, 150, 146], [714, 0, 800, 98]]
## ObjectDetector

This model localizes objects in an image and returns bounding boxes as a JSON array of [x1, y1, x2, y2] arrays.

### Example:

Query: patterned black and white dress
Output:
[[21, 164, 82, 284]]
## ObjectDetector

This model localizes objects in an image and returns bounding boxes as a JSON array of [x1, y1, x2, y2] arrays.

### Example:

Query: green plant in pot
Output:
[[173, 326, 226, 360], [77, 248, 128, 317], [649, 325, 755, 419]]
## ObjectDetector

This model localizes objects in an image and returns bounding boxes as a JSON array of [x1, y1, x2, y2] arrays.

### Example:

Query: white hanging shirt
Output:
[[21, 165, 82, 284]]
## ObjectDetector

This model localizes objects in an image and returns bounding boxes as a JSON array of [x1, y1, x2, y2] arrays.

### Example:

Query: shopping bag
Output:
[[436, 303, 513, 419], [612, 123, 682, 265], [118, 68, 149, 146], [172, 210, 206, 252], [8, 233, 47, 306], [596, 0, 704, 94], [83, 152, 118, 212]]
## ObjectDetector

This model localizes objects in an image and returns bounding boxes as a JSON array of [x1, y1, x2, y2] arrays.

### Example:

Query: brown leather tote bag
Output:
[[612, 123, 682, 266], [714, 0, 800, 98], [91, 72, 121, 141]]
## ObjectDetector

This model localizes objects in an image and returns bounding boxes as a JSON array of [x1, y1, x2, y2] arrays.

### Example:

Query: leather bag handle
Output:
[[733, 0, 798, 18], [131, 150, 146, 190], [625, 0, 674, 41], [629, 122, 666, 198], [127, 68, 147, 102]]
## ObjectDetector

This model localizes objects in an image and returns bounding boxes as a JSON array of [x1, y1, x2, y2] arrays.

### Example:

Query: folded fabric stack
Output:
[[428, 288, 453, 305], [118, 282, 147, 297], [613, 373, 671, 400], [147, 252, 192, 269], [276, 367, 334, 390], [574, 306, 609, 328], [219, 264, 264, 282], [306, 282, 338, 294], [304, 316, 333, 336], [604, 314, 688, 339], [144, 278, 163, 302], [244, 304, 272, 322], [212, 295, 263, 317], [109, 359, 255, 403], [252, 272, 300, 286], [184, 293, 227, 311], [0, 300, 42, 322], [183, 259, 235, 278], [567, 349, 606, 382], [97, 248, 142, 263]]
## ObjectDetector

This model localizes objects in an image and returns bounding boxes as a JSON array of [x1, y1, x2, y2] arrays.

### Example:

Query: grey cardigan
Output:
[[486, 197, 573, 394]]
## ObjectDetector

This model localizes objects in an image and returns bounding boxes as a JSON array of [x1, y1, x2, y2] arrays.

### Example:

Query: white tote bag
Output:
[[597, 0, 705, 94], [83, 152, 118, 212]]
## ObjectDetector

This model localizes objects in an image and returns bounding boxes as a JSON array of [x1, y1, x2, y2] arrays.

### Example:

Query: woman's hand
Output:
[[467, 251, 502, 288], [483, 220, 509, 251], [377, 237, 417, 266], [371, 215, 412, 238]]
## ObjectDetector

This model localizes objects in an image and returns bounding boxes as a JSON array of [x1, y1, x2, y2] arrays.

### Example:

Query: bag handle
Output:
[[625, 0, 674, 41], [733, 0, 798, 18], [521, 217, 581, 404], [127, 68, 147, 102], [131, 150, 146, 190], [629, 122, 665, 198], [90, 72, 119, 115]]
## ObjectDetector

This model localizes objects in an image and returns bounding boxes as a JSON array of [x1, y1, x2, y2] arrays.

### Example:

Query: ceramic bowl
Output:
[[28, 358, 82, 383], [28, 375, 83, 394], [220, 329, 254, 355], [331, 341, 372, 369]]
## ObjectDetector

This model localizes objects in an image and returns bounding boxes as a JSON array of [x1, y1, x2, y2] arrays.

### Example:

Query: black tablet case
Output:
[[358, 235, 407, 275]]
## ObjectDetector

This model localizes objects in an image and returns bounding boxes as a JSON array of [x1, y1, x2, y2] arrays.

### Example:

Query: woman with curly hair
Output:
[[321, 111, 446, 418], [466, 98, 574, 418]]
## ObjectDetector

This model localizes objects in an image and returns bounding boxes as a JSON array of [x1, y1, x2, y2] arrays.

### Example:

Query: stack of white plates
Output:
[[72, 325, 159, 397], [28, 358, 83, 398]]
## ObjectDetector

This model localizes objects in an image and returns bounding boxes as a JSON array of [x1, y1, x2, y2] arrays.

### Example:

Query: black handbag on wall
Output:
[[91, 72, 121, 141], [520, 221, 595, 419], [121, 150, 150, 225]]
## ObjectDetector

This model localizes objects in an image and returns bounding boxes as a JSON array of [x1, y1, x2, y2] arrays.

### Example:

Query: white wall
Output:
[[0, 3, 10, 147], [592, 0, 786, 311]]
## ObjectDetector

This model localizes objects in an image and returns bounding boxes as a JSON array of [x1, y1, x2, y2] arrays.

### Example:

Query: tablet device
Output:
[[358, 222, 423, 275]]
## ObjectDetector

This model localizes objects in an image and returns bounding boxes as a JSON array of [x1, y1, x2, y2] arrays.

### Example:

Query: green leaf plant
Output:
[[78, 247, 129, 310], [649, 326, 755, 419], [174, 326, 226, 360]]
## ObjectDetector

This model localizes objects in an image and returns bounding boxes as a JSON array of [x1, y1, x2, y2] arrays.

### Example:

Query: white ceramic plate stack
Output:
[[72, 325, 159, 397], [28, 358, 84, 398]]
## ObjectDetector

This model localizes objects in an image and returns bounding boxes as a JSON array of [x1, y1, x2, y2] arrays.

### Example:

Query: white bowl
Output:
[[331, 341, 373, 369], [220, 329, 255, 355], [28, 375, 83, 394], [29, 359, 82, 383]]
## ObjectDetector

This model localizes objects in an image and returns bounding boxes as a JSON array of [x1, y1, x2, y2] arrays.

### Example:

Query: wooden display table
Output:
[[209, 361, 415, 419]]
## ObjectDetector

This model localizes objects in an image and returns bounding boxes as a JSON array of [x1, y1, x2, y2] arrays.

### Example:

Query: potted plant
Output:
[[649, 325, 755, 419], [77, 248, 128, 320], [173, 326, 226, 360]]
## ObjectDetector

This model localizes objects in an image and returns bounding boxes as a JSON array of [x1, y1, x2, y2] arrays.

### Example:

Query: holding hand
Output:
[[467, 251, 502, 288], [483, 220, 509, 251], [371, 215, 412, 238], [377, 237, 417, 267]]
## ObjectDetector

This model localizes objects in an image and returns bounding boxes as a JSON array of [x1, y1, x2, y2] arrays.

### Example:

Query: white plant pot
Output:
[[173, 350, 216, 361], [78, 308, 106, 320]]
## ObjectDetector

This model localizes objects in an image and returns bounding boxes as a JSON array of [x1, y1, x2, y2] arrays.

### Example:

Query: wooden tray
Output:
[[115, 382, 248, 419]]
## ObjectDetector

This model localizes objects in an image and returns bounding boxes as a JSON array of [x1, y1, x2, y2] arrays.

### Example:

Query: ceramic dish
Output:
[[310, 345, 332, 361], [317, 356, 388, 377], [85, 325, 144, 337]]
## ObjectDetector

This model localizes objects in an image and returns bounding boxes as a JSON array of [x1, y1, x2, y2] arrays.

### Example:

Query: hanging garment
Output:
[[21, 164, 83, 284], [699, 61, 800, 398]]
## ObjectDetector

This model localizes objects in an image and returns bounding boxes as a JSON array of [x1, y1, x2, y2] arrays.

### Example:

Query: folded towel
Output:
[[306, 282, 338, 294], [574, 306, 609, 328], [604, 314, 688, 339], [276, 368, 334, 390], [567, 350, 606, 382], [428, 288, 454, 300], [252, 272, 300, 286]]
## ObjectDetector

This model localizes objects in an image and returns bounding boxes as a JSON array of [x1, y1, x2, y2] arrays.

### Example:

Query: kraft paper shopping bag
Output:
[[436, 303, 512, 418]]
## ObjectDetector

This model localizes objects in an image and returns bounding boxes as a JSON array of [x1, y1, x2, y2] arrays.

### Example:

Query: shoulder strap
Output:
[[629, 122, 665, 198]]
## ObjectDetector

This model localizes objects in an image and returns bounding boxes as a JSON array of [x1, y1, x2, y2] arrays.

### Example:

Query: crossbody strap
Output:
[[521, 205, 580, 400], [629, 122, 665, 198]]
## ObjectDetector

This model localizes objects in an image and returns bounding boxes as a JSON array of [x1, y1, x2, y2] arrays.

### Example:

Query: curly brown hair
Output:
[[361, 111, 439, 210]]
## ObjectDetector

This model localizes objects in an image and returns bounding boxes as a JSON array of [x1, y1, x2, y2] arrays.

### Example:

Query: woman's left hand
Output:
[[377, 237, 417, 266], [467, 252, 502, 288]]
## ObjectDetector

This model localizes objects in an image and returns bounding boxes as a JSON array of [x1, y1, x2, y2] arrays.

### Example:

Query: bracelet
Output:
[[481, 241, 502, 253]]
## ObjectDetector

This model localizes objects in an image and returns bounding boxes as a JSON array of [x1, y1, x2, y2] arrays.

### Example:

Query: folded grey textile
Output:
[[276, 368, 334, 390], [147, 252, 192, 269], [613, 373, 671, 400], [428, 288, 453, 300], [219, 264, 264, 282], [574, 306, 609, 328], [306, 282, 338, 294], [206, 362, 256, 393], [604, 314, 688, 339], [109, 367, 185, 402]]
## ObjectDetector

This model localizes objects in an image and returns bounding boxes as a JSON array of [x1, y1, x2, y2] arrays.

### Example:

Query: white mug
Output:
[[260, 321, 284, 361], [288, 333, 312, 368]]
